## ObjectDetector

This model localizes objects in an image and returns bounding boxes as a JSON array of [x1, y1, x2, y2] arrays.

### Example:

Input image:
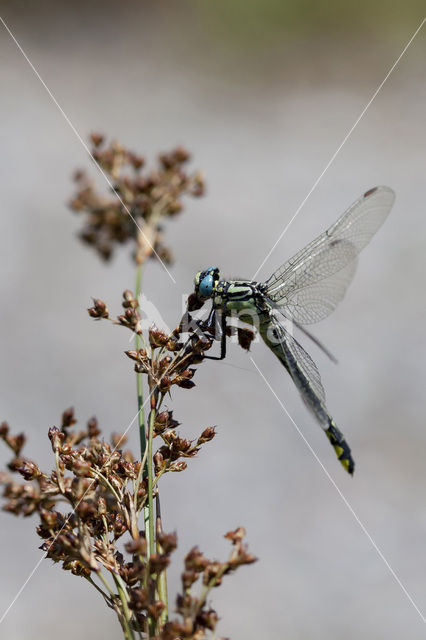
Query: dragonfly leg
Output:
[[200, 309, 227, 361]]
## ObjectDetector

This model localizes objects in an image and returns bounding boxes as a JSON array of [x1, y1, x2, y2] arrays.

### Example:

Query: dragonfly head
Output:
[[194, 267, 220, 300]]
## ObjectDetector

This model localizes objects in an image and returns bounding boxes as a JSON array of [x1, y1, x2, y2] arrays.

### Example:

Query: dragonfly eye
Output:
[[194, 267, 220, 299], [199, 274, 214, 298]]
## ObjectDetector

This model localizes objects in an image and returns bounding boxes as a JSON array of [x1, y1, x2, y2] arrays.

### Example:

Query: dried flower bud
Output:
[[39, 508, 63, 529], [0, 422, 9, 437], [224, 527, 246, 544], [117, 307, 141, 333], [158, 375, 172, 393], [125, 350, 139, 361], [72, 459, 93, 477], [122, 290, 138, 309], [76, 500, 97, 521], [8, 433, 26, 456], [111, 433, 127, 449], [125, 536, 147, 556], [153, 451, 165, 474], [48, 427, 65, 453], [157, 531, 177, 554], [197, 426, 216, 445], [185, 547, 209, 572], [128, 153, 145, 170], [191, 171, 205, 197], [16, 459, 41, 481], [154, 411, 179, 435], [88, 298, 109, 319], [87, 417, 100, 438], [203, 562, 223, 586], [97, 496, 107, 514], [129, 587, 148, 611], [149, 326, 169, 348], [147, 600, 165, 621], [149, 553, 170, 575], [182, 569, 199, 589], [162, 620, 189, 639], [175, 377, 195, 390], [61, 408, 76, 429], [196, 608, 218, 631], [170, 461, 187, 472], [90, 132, 104, 147]]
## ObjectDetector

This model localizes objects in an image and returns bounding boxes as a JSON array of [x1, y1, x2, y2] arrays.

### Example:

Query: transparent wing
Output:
[[275, 258, 358, 324], [265, 186, 395, 323], [270, 315, 326, 406]]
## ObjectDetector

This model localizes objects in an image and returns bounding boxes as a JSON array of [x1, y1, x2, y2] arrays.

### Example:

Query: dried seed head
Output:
[[0, 422, 9, 437], [147, 600, 165, 621], [90, 132, 105, 147], [156, 531, 177, 554], [149, 553, 170, 575], [122, 290, 138, 309], [224, 527, 246, 544], [88, 298, 109, 319], [153, 451, 165, 474], [196, 608, 218, 631], [48, 427, 65, 453], [61, 408, 76, 429], [154, 411, 179, 435], [182, 569, 199, 589], [185, 547, 209, 572], [149, 326, 170, 349], [87, 417, 100, 438], [125, 536, 147, 556], [69, 137, 204, 264], [129, 587, 148, 611], [16, 459, 41, 481], [197, 426, 216, 445], [111, 433, 128, 449]]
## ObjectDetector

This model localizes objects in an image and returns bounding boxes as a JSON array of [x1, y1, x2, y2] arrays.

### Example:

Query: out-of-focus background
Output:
[[1, 1, 426, 638]]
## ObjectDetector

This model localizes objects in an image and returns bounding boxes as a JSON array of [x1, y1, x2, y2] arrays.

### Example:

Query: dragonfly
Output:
[[191, 186, 395, 474]]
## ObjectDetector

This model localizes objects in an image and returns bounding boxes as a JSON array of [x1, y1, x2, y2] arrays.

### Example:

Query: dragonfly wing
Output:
[[265, 186, 395, 323], [274, 258, 358, 324]]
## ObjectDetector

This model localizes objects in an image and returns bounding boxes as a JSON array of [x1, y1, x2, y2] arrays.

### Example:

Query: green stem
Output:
[[113, 573, 137, 640], [86, 575, 113, 606], [146, 394, 156, 557], [135, 263, 151, 572], [135, 262, 147, 472], [156, 493, 169, 627]]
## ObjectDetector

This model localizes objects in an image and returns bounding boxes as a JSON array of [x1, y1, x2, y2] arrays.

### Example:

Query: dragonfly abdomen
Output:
[[260, 321, 355, 474]]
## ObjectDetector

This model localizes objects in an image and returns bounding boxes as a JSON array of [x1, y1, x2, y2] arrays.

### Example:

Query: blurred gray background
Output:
[[1, 1, 426, 638]]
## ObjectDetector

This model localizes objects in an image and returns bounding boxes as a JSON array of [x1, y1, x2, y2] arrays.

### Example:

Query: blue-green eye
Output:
[[199, 274, 214, 298]]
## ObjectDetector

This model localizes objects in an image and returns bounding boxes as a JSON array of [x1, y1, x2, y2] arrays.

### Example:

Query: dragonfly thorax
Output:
[[194, 267, 220, 300]]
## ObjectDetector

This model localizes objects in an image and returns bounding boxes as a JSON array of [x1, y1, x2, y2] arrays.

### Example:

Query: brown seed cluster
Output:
[[1, 414, 255, 639], [88, 289, 220, 399], [69, 134, 205, 263], [1, 138, 258, 639]]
